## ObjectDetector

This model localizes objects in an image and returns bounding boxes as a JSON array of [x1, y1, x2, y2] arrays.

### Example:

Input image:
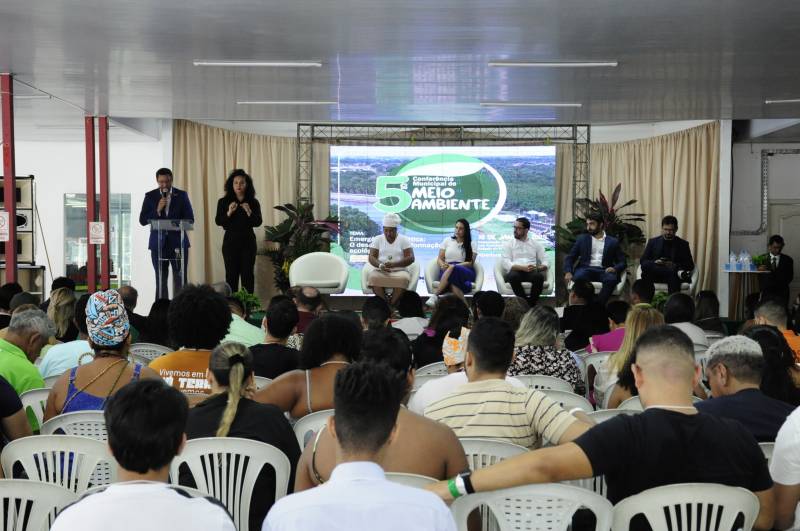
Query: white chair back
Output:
[[424, 258, 484, 295], [512, 374, 573, 393], [293, 409, 334, 449], [43, 375, 61, 388], [619, 396, 700, 411], [541, 390, 594, 413], [580, 352, 612, 396], [451, 483, 612, 531], [759, 442, 774, 466], [588, 408, 638, 423], [1, 435, 117, 492], [288, 252, 349, 294], [253, 376, 272, 390], [385, 472, 437, 488], [612, 483, 759, 531], [0, 479, 78, 531], [40, 411, 107, 439], [416, 361, 448, 376], [459, 438, 527, 471], [170, 437, 291, 531], [128, 342, 172, 362], [19, 388, 49, 432]]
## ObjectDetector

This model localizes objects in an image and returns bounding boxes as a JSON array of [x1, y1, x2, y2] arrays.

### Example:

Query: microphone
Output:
[[161, 190, 168, 198]]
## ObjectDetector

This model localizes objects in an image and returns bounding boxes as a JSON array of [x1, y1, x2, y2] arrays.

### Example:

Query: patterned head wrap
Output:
[[85, 289, 130, 346], [442, 326, 470, 366]]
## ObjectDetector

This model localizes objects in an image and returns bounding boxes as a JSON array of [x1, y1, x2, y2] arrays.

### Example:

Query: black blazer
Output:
[[640, 235, 694, 271], [564, 233, 626, 274], [138, 187, 194, 251], [762, 254, 794, 292]]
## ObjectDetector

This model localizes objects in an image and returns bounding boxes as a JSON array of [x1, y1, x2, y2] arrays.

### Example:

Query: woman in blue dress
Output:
[[432, 218, 477, 302]]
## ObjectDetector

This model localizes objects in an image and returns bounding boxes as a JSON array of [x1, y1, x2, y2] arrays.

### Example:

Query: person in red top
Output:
[[291, 286, 322, 334], [755, 301, 800, 361], [587, 300, 629, 353]]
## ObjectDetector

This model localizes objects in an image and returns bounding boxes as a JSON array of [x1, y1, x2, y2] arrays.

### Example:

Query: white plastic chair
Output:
[[569, 270, 627, 298], [43, 375, 61, 388], [0, 479, 78, 531], [759, 442, 774, 466], [581, 351, 612, 399], [636, 263, 698, 296], [588, 408, 638, 423], [459, 438, 527, 471], [612, 483, 759, 531], [83, 483, 211, 498], [424, 258, 484, 295], [494, 259, 555, 297], [40, 411, 107, 440], [451, 483, 613, 531], [253, 376, 272, 390], [618, 396, 701, 412], [542, 390, 594, 413], [416, 361, 448, 376], [293, 409, 334, 449], [385, 472, 437, 488], [512, 374, 574, 393], [288, 252, 349, 294], [170, 437, 291, 531], [360, 261, 421, 294], [411, 373, 445, 392], [19, 388, 49, 431], [128, 342, 172, 362], [1, 435, 117, 492]]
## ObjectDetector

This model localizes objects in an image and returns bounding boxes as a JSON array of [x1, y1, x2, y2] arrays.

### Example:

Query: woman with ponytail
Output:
[[184, 342, 300, 531]]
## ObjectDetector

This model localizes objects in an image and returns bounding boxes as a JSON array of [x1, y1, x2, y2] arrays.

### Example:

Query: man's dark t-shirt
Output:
[[695, 388, 794, 442], [573, 409, 772, 505], [249, 343, 299, 379]]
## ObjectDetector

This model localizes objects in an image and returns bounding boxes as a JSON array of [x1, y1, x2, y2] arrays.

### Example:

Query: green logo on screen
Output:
[[373, 154, 507, 233]]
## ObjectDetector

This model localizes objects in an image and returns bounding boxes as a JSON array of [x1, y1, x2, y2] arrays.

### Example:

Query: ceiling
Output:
[[2, 0, 800, 133]]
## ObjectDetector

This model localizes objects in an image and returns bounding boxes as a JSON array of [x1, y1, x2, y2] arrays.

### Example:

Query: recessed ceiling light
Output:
[[488, 61, 618, 68], [236, 100, 338, 105], [480, 101, 582, 108], [764, 98, 800, 104], [193, 60, 322, 67]]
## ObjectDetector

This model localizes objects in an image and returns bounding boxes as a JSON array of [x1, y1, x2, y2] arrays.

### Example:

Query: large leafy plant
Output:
[[263, 203, 339, 292]]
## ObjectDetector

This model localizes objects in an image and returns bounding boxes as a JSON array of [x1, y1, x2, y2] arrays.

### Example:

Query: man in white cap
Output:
[[367, 213, 416, 306]]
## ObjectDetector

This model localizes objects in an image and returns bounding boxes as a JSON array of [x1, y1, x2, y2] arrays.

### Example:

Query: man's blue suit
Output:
[[138, 187, 194, 299], [564, 233, 626, 304]]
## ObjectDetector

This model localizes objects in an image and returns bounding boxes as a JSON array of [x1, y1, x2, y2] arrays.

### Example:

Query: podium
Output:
[[149, 219, 193, 299]]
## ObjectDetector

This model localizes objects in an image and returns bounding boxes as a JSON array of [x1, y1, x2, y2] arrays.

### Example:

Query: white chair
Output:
[[288, 251, 349, 294], [19, 388, 49, 431], [0, 479, 78, 531], [40, 411, 107, 439], [494, 259, 555, 297], [542, 390, 594, 413], [619, 396, 700, 411], [84, 483, 210, 498], [424, 258, 484, 295], [759, 442, 774, 466], [569, 271, 628, 298], [416, 361, 448, 376], [411, 373, 444, 392], [450, 483, 613, 531], [128, 342, 172, 363], [293, 409, 334, 449], [170, 437, 291, 531], [1, 435, 117, 492], [704, 331, 725, 343], [635, 263, 698, 295], [581, 351, 612, 399], [459, 438, 527, 471], [253, 376, 272, 390], [360, 261, 421, 295], [385, 472, 437, 488], [43, 375, 61, 388], [588, 408, 638, 423], [512, 374, 574, 393], [612, 483, 759, 531]]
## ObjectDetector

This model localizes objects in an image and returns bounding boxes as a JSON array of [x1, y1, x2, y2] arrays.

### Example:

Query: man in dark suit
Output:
[[564, 213, 626, 305], [138, 168, 195, 299], [759, 234, 794, 305], [640, 215, 695, 294]]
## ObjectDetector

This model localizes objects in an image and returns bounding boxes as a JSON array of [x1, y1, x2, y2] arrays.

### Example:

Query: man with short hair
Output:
[[51, 379, 235, 531], [564, 213, 626, 305], [0, 309, 53, 394], [630, 278, 655, 305], [560, 279, 609, 351], [640, 215, 695, 294], [428, 325, 775, 531], [759, 234, 794, 306], [663, 293, 709, 347], [38, 294, 92, 379], [361, 297, 391, 330], [249, 300, 300, 379], [697, 336, 793, 441], [264, 362, 456, 531], [221, 297, 263, 347], [755, 301, 800, 360], [588, 300, 629, 353], [424, 317, 590, 449], [472, 290, 505, 319], [292, 286, 322, 334], [500, 217, 548, 306], [117, 285, 147, 337]]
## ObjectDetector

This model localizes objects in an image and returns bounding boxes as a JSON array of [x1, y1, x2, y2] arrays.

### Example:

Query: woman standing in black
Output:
[[215, 169, 263, 293]]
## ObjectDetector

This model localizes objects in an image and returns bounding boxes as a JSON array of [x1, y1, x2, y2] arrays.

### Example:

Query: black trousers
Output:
[[504, 269, 545, 304], [222, 233, 257, 293], [151, 247, 188, 300], [641, 262, 682, 293]]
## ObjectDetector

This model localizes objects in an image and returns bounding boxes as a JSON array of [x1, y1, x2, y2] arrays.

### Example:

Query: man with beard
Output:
[[564, 213, 626, 305], [640, 215, 695, 294]]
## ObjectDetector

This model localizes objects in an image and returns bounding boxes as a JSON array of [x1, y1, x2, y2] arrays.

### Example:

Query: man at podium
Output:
[[138, 168, 195, 299]]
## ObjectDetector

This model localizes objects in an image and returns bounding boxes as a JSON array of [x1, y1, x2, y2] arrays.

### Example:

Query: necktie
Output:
[[772, 256, 778, 270]]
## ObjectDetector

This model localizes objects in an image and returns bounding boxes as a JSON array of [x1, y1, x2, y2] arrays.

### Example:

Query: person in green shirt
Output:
[[221, 297, 263, 347], [0, 308, 54, 395]]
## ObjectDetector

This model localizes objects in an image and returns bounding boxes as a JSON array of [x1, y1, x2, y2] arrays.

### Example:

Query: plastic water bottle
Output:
[[727, 251, 737, 271]]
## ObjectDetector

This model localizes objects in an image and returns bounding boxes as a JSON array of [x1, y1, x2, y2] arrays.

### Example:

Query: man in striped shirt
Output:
[[424, 317, 591, 448]]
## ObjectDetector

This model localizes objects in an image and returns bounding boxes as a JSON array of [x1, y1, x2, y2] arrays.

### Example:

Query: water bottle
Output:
[[726, 251, 736, 271]]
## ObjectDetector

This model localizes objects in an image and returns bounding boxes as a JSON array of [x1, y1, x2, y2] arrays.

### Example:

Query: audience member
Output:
[[39, 276, 76, 313], [560, 279, 609, 351], [9, 292, 39, 312], [255, 313, 361, 419], [411, 295, 470, 368], [264, 362, 456, 531], [249, 300, 300, 379], [136, 299, 172, 347], [292, 286, 322, 334], [0, 309, 53, 394], [694, 290, 726, 335], [0, 286, 13, 329], [424, 317, 590, 449], [221, 297, 263, 347], [0, 375, 31, 447], [663, 292, 709, 347], [185, 342, 299, 531], [630, 278, 655, 305], [500, 296, 529, 333], [0, 282, 22, 298], [742, 325, 800, 406], [587, 300, 629, 353], [296, 328, 468, 490], [45, 290, 160, 420], [38, 294, 92, 379], [755, 301, 800, 360], [471, 290, 505, 319], [507, 306, 584, 395], [47, 287, 79, 343], [51, 380, 235, 531], [770, 407, 800, 529], [361, 297, 391, 330], [149, 285, 231, 394], [429, 325, 774, 531], [211, 281, 233, 297], [392, 291, 428, 341], [117, 285, 147, 338], [696, 336, 793, 441]]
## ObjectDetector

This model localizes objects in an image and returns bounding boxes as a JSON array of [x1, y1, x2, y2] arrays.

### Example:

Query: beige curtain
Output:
[[556, 121, 720, 292], [172, 120, 330, 302]]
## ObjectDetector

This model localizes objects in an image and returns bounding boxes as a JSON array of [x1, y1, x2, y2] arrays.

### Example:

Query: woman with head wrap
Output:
[[367, 213, 416, 306]]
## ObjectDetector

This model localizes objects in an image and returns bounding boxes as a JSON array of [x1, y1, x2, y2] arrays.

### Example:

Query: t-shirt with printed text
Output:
[[148, 350, 212, 394]]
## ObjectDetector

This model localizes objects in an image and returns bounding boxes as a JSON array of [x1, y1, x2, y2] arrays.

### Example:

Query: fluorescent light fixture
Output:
[[488, 61, 618, 68], [480, 101, 582, 108], [193, 60, 322, 67], [13, 95, 51, 100], [237, 100, 338, 105], [765, 98, 800, 104]]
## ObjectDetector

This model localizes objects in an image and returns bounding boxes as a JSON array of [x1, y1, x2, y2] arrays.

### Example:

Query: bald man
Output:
[[428, 325, 775, 531]]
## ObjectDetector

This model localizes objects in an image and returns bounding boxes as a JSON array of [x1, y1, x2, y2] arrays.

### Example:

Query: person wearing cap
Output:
[[696, 335, 794, 442], [367, 213, 416, 306], [44, 290, 161, 421]]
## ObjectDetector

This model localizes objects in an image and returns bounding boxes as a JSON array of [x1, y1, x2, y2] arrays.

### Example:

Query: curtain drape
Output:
[[556, 121, 719, 292]]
